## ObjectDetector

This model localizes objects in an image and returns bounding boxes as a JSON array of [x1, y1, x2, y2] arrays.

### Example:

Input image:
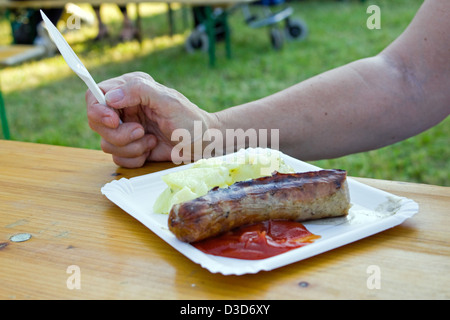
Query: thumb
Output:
[[105, 88, 126, 108], [104, 78, 152, 109]]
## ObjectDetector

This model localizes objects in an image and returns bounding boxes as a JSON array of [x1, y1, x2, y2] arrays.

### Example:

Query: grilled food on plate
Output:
[[153, 149, 350, 243], [169, 169, 350, 243]]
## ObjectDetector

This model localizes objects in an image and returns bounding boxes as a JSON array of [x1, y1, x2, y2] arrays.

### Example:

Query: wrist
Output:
[[196, 110, 225, 158]]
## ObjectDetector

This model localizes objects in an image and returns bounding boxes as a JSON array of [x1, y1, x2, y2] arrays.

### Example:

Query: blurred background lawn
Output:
[[0, 0, 448, 185]]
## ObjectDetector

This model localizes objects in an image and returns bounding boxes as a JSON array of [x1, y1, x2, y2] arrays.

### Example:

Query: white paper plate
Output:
[[101, 150, 419, 275]]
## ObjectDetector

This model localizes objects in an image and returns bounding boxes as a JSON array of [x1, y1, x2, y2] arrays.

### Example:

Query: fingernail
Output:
[[105, 89, 124, 103], [102, 115, 116, 128], [131, 128, 145, 140]]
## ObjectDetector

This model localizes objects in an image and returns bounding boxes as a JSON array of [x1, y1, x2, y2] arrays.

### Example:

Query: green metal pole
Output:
[[0, 87, 11, 140], [205, 7, 216, 67], [223, 11, 232, 60]]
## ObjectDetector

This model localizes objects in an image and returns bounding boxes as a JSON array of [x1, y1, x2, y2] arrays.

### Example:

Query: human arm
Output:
[[86, 0, 449, 167], [212, 0, 450, 160]]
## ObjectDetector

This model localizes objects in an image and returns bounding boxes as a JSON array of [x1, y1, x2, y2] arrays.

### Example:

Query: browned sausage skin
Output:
[[168, 170, 351, 243]]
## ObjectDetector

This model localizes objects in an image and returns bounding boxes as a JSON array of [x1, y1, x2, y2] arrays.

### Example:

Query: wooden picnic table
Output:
[[0, 139, 449, 300]]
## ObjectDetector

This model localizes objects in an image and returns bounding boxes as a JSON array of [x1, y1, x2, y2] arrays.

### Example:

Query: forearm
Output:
[[212, 0, 450, 160], [213, 55, 411, 160]]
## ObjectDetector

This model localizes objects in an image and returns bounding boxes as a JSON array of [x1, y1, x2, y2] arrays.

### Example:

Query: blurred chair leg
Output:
[[204, 7, 216, 67], [223, 11, 232, 59], [0, 88, 11, 140], [167, 3, 174, 37], [135, 3, 143, 45]]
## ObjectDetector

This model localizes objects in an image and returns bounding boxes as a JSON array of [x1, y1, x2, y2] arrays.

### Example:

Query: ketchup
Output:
[[193, 220, 320, 260]]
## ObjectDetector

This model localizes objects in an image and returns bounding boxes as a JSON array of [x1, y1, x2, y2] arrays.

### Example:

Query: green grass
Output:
[[0, 0, 448, 185]]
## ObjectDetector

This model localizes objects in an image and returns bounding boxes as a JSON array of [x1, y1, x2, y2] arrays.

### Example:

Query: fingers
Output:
[[86, 89, 121, 130], [99, 121, 143, 145], [86, 74, 148, 146], [87, 72, 153, 120], [104, 75, 153, 110], [86, 72, 179, 168], [88, 98, 155, 168], [112, 154, 148, 169], [100, 127, 147, 155], [103, 133, 158, 168], [86, 72, 156, 168]]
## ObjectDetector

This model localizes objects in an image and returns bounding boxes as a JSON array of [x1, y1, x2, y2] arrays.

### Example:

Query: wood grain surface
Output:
[[0, 140, 448, 299]]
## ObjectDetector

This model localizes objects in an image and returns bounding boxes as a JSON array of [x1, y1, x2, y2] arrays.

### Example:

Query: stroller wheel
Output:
[[270, 27, 283, 50], [185, 29, 209, 53], [285, 18, 308, 41]]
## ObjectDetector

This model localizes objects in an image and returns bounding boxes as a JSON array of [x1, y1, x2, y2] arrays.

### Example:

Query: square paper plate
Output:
[[101, 149, 419, 275]]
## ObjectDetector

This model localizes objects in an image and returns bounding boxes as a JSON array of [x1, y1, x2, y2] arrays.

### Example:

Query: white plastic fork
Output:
[[40, 10, 106, 106]]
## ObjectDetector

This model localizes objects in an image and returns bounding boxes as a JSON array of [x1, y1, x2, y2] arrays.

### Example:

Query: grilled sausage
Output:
[[168, 169, 351, 243]]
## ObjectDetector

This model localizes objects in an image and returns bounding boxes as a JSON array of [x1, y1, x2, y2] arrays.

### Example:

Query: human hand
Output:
[[86, 72, 214, 168]]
